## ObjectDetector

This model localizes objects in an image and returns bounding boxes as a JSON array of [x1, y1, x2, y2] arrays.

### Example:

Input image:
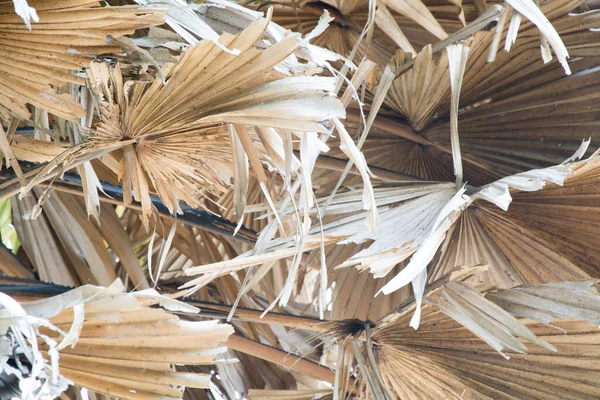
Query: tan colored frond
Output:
[[0, 0, 165, 120], [248, 389, 332, 399], [0, 279, 232, 399], [329, 1, 596, 185], [254, 0, 467, 65], [319, 278, 600, 399], [23, 13, 345, 228]]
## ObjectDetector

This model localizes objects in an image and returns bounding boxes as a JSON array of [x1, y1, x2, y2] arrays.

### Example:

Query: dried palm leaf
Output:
[[325, 248, 412, 321], [486, 280, 600, 327], [0, 240, 33, 279], [0, 0, 165, 120], [318, 6, 505, 206], [22, 12, 347, 229], [1, 0, 599, 398], [12, 191, 81, 286], [426, 281, 557, 358], [342, 148, 597, 326], [212, 349, 299, 398], [336, 279, 600, 399], [184, 145, 598, 327], [12, 190, 129, 287], [252, 0, 468, 65], [0, 278, 233, 400], [333, 0, 598, 184], [11, 183, 269, 295], [135, 0, 262, 54], [430, 144, 600, 290], [11, 187, 195, 289], [248, 389, 332, 399], [12, 0, 38, 28], [9, 136, 66, 164]]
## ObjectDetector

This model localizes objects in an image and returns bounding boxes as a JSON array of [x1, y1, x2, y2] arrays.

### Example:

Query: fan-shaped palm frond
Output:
[[327, 279, 600, 399], [0, 0, 165, 120], [0, 278, 233, 400], [329, 0, 600, 185], [22, 12, 346, 228], [249, 0, 467, 65], [1, 0, 600, 398], [248, 389, 332, 399], [183, 146, 599, 328]]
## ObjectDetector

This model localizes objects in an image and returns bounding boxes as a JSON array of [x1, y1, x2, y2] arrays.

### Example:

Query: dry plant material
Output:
[[252, 0, 468, 64], [325, 245, 413, 321], [504, 0, 570, 73], [426, 280, 558, 358], [9, 190, 160, 289], [247, 389, 332, 399], [13, 190, 118, 287], [12, 191, 79, 286], [0, 278, 233, 400], [0, 240, 33, 279], [2, 0, 600, 398], [331, 279, 600, 399], [135, 0, 262, 54], [427, 140, 600, 292], [23, 12, 346, 228], [0, 0, 165, 120], [330, 1, 595, 185], [188, 146, 598, 328]]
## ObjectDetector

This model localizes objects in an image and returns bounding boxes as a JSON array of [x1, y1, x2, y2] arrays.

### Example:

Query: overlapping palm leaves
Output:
[[0, 0, 165, 121], [0, 278, 233, 399], [22, 12, 354, 229], [328, 0, 599, 186], [327, 279, 600, 399], [183, 148, 599, 322], [1, 0, 600, 398], [176, 2, 600, 396], [248, 0, 466, 65]]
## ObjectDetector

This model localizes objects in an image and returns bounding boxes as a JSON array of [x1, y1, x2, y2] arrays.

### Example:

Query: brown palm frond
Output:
[[322, 279, 600, 399], [247, 389, 332, 399], [9, 186, 252, 292], [0, 278, 233, 399], [133, 0, 263, 51], [328, 254, 411, 321], [183, 146, 600, 328], [251, 0, 467, 65], [12, 189, 150, 288], [335, 148, 598, 306], [429, 148, 600, 289], [213, 349, 300, 397], [0, 0, 600, 398], [0, 0, 165, 120], [329, 0, 599, 184], [22, 12, 346, 228]]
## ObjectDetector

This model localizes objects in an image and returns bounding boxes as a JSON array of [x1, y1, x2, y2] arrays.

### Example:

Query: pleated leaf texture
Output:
[[1, 0, 600, 398], [249, 0, 467, 65], [0, 278, 233, 400], [329, 0, 599, 185], [182, 146, 600, 327], [328, 279, 600, 399], [0, 0, 165, 120], [23, 12, 345, 228]]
